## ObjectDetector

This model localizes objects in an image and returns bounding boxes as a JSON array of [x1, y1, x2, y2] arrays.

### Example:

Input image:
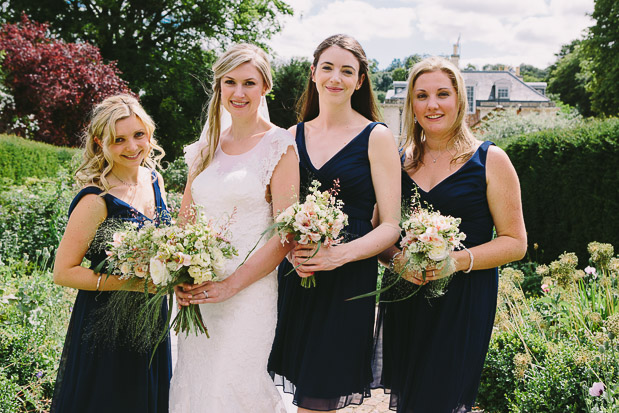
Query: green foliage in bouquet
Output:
[[502, 118, 619, 263]]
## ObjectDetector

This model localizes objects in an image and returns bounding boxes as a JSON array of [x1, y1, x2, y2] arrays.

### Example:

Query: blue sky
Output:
[[266, 0, 594, 70]]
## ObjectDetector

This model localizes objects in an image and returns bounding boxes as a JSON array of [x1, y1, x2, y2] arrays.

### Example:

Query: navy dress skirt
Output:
[[51, 172, 172, 413], [269, 122, 383, 411], [373, 141, 498, 413]]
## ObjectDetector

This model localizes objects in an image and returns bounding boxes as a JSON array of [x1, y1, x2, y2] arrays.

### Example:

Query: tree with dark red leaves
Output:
[[0, 14, 131, 146]]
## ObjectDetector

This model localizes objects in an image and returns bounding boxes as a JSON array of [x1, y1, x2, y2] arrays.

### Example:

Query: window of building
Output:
[[466, 86, 475, 113], [497, 87, 509, 100]]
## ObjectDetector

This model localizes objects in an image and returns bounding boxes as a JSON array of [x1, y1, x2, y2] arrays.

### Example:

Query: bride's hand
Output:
[[291, 243, 344, 276], [174, 282, 204, 308], [187, 279, 239, 304]]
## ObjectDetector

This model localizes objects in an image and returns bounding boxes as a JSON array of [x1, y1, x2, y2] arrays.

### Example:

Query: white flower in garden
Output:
[[585, 266, 597, 278], [589, 382, 605, 397], [150, 258, 170, 286]]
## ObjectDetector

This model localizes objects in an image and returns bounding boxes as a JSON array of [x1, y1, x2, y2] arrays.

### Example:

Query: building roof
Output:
[[461, 71, 549, 102]]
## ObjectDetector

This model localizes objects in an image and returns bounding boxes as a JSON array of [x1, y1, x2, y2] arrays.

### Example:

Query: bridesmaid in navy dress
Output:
[[372, 57, 527, 412], [51, 95, 172, 413], [268, 34, 401, 412]]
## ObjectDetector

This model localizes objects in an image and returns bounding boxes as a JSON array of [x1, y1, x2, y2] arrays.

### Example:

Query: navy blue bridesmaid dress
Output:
[[51, 171, 172, 413], [269, 122, 384, 411], [373, 141, 498, 413]]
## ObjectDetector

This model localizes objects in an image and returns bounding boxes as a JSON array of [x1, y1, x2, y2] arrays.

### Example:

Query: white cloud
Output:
[[269, 0, 416, 60], [269, 0, 595, 69]]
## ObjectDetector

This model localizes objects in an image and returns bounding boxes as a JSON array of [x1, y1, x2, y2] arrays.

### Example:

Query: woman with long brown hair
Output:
[[268, 34, 401, 413]]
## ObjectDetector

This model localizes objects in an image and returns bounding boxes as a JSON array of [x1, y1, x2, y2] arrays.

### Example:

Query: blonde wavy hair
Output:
[[401, 56, 477, 171], [75, 94, 165, 191], [191, 43, 272, 178]]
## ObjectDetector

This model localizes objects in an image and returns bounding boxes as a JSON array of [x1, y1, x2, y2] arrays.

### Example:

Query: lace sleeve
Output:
[[183, 140, 209, 175], [259, 128, 299, 188]]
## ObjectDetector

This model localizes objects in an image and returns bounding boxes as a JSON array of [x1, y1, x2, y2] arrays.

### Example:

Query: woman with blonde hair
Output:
[[372, 56, 527, 412], [170, 43, 299, 412], [51, 94, 171, 412], [267, 34, 401, 412]]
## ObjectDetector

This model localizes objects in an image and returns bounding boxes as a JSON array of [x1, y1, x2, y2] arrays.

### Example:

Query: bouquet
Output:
[[274, 180, 348, 288], [349, 188, 465, 302], [104, 210, 237, 345], [398, 189, 466, 297]]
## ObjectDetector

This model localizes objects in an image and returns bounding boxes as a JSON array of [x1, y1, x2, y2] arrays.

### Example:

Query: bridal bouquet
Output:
[[397, 190, 466, 296], [105, 211, 237, 341], [274, 179, 348, 288]]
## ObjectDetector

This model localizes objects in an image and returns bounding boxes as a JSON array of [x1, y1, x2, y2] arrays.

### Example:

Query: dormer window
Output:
[[497, 87, 509, 99]]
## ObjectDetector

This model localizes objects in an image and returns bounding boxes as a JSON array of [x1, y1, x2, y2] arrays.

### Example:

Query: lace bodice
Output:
[[185, 127, 297, 273], [170, 127, 296, 413]]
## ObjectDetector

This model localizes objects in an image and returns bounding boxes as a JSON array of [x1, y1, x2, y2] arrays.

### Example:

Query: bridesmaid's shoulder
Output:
[[368, 122, 395, 144]]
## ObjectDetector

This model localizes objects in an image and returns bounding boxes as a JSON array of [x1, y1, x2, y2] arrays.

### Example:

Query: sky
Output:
[[266, 0, 595, 70]]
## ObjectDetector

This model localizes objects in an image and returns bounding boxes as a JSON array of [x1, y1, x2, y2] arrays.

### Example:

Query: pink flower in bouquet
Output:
[[112, 232, 126, 248]]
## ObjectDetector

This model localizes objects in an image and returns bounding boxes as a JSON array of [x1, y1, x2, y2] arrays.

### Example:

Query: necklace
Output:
[[112, 171, 139, 187], [426, 144, 455, 164]]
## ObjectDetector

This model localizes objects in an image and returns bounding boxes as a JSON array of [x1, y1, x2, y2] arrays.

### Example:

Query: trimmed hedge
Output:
[[0, 134, 78, 183], [502, 118, 619, 263]]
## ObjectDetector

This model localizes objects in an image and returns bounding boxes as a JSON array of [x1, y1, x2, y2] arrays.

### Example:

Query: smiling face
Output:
[[220, 61, 267, 119], [412, 70, 459, 141], [106, 114, 150, 170], [311, 45, 365, 104]]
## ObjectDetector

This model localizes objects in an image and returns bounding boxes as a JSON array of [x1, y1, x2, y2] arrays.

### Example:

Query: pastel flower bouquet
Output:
[[274, 180, 348, 288], [397, 189, 466, 297], [98, 209, 237, 358], [350, 188, 465, 301]]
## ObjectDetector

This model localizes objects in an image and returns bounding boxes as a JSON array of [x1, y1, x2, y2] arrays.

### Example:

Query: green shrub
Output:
[[502, 118, 619, 263], [160, 157, 188, 194], [0, 134, 79, 184], [0, 257, 74, 412], [0, 175, 74, 263]]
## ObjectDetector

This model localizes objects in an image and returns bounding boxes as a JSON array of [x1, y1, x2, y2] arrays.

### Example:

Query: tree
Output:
[[0, 14, 130, 145], [269, 57, 310, 128], [392, 67, 408, 81], [547, 40, 593, 117], [519, 64, 548, 82], [371, 71, 393, 92], [583, 0, 619, 116], [0, 0, 293, 158], [463, 63, 478, 71], [404, 54, 422, 70]]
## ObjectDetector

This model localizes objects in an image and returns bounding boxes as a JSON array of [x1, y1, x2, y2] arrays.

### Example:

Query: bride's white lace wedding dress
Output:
[[169, 127, 296, 413]]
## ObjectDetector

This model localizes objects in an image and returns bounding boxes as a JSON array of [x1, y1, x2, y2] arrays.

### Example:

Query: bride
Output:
[[170, 43, 299, 412]]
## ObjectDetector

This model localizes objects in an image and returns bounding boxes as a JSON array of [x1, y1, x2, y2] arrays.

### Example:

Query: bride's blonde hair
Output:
[[191, 43, 272, 178], [75, 94, 165, 191]]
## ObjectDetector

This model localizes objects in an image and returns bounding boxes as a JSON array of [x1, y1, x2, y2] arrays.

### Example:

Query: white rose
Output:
[[149, 258, 170, 286], [427, 237, 450, 261], [211, 249, 226, 278], [119, 261, 132, 276]]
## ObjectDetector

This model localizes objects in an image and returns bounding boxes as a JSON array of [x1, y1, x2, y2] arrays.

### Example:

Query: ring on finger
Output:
[[203, 291, 208, 299]]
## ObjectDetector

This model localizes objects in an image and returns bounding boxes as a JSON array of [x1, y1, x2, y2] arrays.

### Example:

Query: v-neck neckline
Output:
[[301, 122, 373, 171], [105, 176, 159, 221], [405, 143, 484, 193]]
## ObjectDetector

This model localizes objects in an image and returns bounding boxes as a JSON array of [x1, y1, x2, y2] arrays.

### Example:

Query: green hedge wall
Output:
[[0, 134, 78, 183], [502, 118, 619, 263]]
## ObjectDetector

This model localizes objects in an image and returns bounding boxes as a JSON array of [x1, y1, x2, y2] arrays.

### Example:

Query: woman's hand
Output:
[[393, 250, 456, 285], [291, 243, 345, 276], [175, 279, 240, 306]]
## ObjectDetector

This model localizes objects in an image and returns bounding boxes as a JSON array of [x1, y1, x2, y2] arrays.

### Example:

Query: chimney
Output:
[[450, 43, 460, 68], [515, 66, 521, 78]]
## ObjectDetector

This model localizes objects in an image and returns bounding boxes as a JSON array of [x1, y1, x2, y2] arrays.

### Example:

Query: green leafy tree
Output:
[[519, 64, 548, 82], [0, 1, 293, 159], [583, 0, 619, 117], [371, 71, 393, 92], [269, 57, 310, 128], [404, 54, 422, 70], [547, 40, 593, 117], [392, 67, 407, 81], [463, 63, 478, 71]]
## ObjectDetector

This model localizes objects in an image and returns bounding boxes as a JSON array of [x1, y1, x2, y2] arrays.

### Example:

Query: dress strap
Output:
[[477, 140, 496, 165], [68, 186, 103, 217], [150, 170, 171, 225]]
